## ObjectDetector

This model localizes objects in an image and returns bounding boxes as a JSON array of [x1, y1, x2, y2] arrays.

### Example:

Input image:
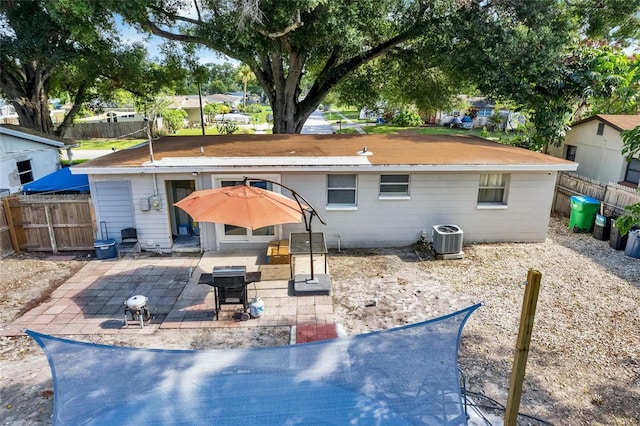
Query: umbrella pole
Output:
[[242, 176, 326, 284], [307, 215, 315, 282]]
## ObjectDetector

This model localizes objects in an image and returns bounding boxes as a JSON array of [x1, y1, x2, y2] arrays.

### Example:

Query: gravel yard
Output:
[[1, 215, 639, 425]]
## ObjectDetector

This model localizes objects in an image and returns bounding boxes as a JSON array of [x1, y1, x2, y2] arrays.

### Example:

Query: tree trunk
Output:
[[256, 48, 323, 134], [1, 63, 55, 135]]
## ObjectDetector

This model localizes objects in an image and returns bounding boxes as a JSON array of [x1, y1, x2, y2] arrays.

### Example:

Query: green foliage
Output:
[[217, 121, 238, 135], [244, 104, 263, 113], [76, 139, 145, 150], [487, 112, 504, 131], [621, 125, 640, 162], [203, 103, 222, 116], [162, 109, 187, 133], [615, 203, 640, 236], [391, 111, 423, 127]]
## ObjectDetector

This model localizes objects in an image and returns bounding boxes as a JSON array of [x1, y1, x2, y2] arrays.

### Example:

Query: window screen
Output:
[[328, 174, 356, 205], [478, 173, 507, 204]]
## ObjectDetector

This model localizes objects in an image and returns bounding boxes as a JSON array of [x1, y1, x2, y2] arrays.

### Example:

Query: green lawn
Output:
[[76, 139, 146, 150]]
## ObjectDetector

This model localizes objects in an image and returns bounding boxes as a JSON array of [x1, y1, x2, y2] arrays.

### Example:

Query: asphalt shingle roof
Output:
[[75, 133, 574, 169]]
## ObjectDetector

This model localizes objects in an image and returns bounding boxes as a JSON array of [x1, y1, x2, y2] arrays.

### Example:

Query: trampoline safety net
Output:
[[28, 304, 480, 425]]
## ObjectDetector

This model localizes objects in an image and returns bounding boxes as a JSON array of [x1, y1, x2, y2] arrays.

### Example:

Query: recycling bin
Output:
[[609, 219, 628, 250], [93, 239, 117, 259], [624, 229, 640, 258], [569, 195, 601, 233], [593, 214, 611, 241]]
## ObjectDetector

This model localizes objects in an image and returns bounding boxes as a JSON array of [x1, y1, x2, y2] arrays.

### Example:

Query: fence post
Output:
[[2, 196, 20, 253], [505, 269, 542, 425], [44, 205, 58, 254]]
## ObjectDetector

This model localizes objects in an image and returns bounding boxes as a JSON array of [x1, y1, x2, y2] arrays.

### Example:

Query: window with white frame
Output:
[[478, 109, 492, 117], [379, 174, 409, 196], [16, 160, 33, 184], [220, 179, 275, 238], [327, 174, 357, 206], [478, 173, 508, 204]]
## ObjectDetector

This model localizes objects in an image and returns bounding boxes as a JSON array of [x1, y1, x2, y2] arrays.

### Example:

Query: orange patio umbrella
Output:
[[174, 184, 305, 230]]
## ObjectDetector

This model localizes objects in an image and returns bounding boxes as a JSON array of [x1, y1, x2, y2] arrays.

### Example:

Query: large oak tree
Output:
[[115, 0, 513, 134], [0, 0, 185, 136]]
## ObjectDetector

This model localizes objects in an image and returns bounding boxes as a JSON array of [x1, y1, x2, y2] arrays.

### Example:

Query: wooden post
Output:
[[3, 196, 20, 253], [505, 269, 542, 425], [44, 205, 58, 254]]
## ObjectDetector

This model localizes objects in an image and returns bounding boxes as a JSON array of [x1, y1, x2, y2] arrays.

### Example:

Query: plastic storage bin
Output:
[[569, 195, 601, 232], [609, 219, 628, 250], [593, 214, 611, 241], [93, 239, 117, 259], [624, 229, 640, 258]]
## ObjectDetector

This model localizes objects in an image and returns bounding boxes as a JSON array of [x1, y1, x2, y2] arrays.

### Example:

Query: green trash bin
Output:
[[569, 195, 601, 233]]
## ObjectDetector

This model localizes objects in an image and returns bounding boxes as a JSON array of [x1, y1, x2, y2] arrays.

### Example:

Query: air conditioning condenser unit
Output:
[[432, 224, 463, 255]]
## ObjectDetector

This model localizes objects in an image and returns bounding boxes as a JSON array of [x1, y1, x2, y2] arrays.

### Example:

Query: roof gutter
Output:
[[71, 163, 578, 175]]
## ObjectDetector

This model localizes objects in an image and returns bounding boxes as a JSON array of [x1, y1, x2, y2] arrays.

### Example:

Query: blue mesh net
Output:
[[28, 304, 479, 425]]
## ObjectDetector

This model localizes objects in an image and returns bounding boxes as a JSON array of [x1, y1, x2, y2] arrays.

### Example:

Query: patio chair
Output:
[[118, 228, 141, 259]]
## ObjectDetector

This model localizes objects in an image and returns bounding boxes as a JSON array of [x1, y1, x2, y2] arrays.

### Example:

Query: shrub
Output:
[[245, 104, 263, 113], [391, 110, 423, 127]]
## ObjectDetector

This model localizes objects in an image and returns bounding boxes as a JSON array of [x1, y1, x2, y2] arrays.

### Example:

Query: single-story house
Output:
[[547, 114, 640, 188], [77, 111, 145, 124], [0, 124, 77, 194], [165, 94, 244, 128], [72, 134, 577, 253]]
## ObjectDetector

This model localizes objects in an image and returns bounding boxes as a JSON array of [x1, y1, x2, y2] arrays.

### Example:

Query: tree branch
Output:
[[256, 10, 303, 39]]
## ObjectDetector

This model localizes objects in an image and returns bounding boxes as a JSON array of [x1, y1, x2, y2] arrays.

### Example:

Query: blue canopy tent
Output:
[[28, 304, 480, 425], [23, 167, 89, 194]]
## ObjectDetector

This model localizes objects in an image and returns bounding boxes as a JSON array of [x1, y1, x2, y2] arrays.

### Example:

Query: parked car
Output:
[[448, 116, 463, 128], [213, 113, 251, 124]]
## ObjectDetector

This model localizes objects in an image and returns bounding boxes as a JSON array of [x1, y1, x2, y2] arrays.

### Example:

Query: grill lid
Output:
[[125, 295, 148, 310], [213, 266, 246, 277]]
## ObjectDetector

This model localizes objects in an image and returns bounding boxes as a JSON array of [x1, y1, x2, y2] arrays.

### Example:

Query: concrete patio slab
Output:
[[2, 250, 335, 343]]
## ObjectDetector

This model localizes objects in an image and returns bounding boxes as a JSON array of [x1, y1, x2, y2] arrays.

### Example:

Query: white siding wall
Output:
[[549, 120, 627, 183], [0, 135, 61, 193], [90, 169, 559, 252], [279, 171, 557, 249], [92, 180, 135, 241]]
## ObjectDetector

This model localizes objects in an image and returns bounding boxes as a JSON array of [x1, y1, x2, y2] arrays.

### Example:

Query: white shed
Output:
[[547, 115, 640, 186], [0, 124, 76, 195]]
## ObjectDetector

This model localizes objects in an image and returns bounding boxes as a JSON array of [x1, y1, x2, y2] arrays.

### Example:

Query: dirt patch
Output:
[[1, 215, 639, 425]]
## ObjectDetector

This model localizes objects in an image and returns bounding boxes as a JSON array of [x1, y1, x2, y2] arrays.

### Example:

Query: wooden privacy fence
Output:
[[0, 198, 13, 257], [1, 194, 96, 255], [63, 121, 146, 140], [553, 172, 640, 217]]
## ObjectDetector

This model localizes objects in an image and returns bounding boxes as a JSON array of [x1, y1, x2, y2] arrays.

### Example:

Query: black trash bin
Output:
[[593, 214, 611, 241], [609, 219, 628, 250], [624, 229, 640, 258]]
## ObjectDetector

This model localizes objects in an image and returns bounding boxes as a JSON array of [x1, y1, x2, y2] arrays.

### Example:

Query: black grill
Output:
[[212, 266, 248, 320], [198, 266, 262, 320]]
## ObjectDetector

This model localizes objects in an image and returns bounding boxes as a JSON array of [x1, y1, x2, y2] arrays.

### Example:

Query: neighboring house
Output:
[[72, 134, 577, 253], [436, 97, 523, 130], [165, 94, 244, 128], [206, 94, 243, 109], [77, 111, 145, 124], [547, 114, 640, 188], [0, 124, 77, 194], [166, 96, 205, 125]]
